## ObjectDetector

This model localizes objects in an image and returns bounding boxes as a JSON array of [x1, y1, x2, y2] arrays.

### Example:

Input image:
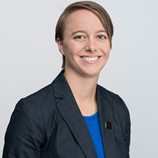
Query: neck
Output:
[[64, 69, 99, 116]]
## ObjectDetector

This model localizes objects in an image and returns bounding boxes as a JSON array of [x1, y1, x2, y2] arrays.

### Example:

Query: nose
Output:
[[85, 37, 97, 52]]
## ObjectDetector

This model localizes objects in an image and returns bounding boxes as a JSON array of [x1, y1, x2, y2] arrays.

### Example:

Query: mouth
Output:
[[81, 56, 101, 64]]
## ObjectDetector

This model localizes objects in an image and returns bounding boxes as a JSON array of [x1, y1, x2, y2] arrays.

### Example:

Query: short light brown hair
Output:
[[55, 1, 114, 69]]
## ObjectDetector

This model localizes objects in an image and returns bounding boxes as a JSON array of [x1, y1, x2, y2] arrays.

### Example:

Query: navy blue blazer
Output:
[[3, 71, 131, 158]]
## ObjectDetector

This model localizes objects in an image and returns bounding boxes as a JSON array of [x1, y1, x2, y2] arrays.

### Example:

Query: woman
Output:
[[3, 1, 131, 158]]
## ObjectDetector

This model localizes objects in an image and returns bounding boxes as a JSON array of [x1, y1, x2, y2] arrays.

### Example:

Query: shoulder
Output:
[[98, 85, 131, 140], [15, 83, 57, 122], [97, 84, 125, 104], [14, 70, 66, 123], [97, 85, 130, 122], [4, 83, 58, 150], [98, 85, 128, 107]]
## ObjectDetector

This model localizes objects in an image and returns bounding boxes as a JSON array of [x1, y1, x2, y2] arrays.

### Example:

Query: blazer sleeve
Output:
[[2, 99, 45, 158], [109, 92, 131, 158], [124, 103, 131, 158], [117, 96, 131, 158]]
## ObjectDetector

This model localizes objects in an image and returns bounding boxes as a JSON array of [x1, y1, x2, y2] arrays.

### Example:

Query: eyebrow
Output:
[[71, 30, 107, 36], [71, 30, 85, 36]]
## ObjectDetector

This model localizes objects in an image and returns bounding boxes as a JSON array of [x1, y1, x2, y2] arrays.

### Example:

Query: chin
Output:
[[80, 69, 101, 78]]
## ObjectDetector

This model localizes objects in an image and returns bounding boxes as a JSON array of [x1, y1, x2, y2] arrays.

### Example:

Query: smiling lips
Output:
[[81, 56, 100, 64]]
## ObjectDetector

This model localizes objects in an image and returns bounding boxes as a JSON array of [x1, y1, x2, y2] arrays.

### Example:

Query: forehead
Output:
[[66, 9, 100, 22], [64, 9, 104, 30]]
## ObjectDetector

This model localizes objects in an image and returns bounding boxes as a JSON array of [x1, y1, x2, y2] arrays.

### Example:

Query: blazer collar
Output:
[[97, 86, 116, 158], [52, 71, 97, 158], [52, 71, 116, 158]]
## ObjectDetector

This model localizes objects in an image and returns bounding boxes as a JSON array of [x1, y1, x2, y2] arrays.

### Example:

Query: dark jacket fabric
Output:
[[3, 71, 131, 158]]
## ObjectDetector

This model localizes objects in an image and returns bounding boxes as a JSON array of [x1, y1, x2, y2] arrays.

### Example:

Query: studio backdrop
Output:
[[0, 0, 158, 157]]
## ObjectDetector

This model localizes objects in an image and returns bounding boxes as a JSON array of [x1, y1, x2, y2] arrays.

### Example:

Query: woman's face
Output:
[[58, 9, 111, 78]]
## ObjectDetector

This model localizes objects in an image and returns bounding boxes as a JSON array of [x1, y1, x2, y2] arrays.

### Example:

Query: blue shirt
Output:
[[84, 112, 105, 158]]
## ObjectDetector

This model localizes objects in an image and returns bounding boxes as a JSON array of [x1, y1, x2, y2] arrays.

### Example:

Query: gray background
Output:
[[0, 0, 158, 157]]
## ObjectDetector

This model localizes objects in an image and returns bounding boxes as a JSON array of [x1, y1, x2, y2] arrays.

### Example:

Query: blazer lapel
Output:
[[52, 71, 97, 158], [97, 86, 116, 158]]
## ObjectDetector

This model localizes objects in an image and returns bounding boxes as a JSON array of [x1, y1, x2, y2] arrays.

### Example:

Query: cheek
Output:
[[107, 48, 111, 56], [63, 46, 77, 62], [100, 45, 111, 56], [65, 43, 84, 56]]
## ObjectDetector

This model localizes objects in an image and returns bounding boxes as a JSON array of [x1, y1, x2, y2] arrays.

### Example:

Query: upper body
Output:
[[3, 71, 130, 158], [3, 1, 131, 158]]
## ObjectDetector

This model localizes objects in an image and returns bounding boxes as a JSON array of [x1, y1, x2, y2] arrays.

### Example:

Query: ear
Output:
[[56, 38, 64, 55]]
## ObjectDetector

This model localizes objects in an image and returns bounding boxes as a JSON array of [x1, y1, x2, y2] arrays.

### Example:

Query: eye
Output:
[[73, 35, 87, 41], [97, 34, 108, 40]]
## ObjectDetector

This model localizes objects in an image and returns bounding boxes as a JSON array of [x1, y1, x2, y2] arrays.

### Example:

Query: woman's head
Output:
[[55, 1, 114, 69]]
